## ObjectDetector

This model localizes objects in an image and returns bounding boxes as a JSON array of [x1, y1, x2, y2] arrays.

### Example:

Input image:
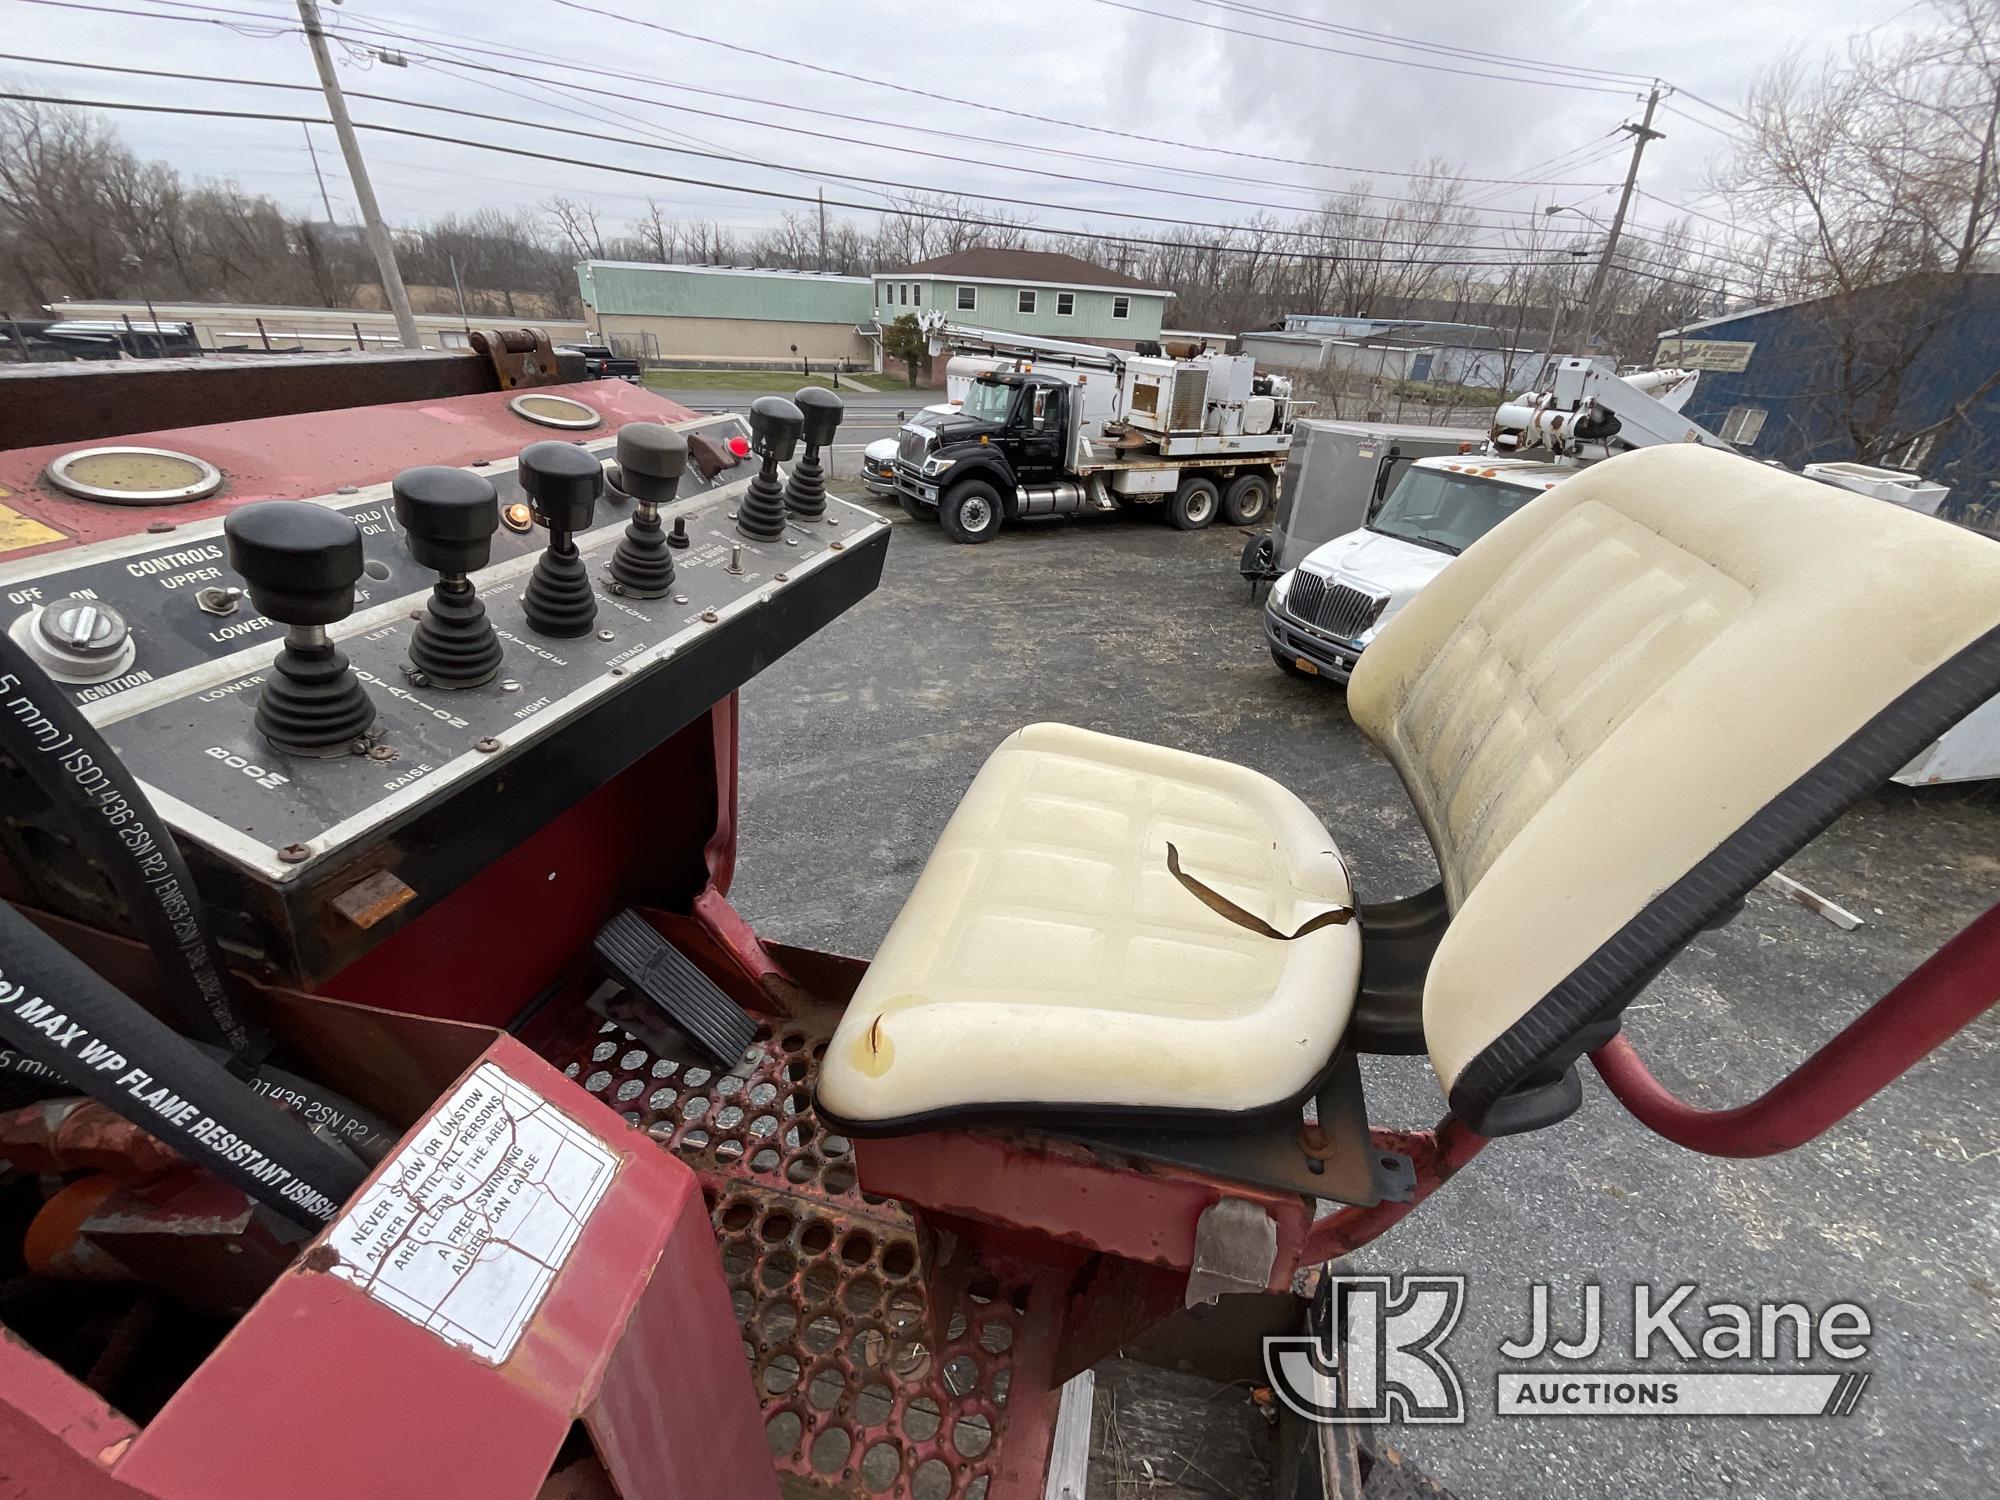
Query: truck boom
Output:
[[1492, 356, 1735, 458]]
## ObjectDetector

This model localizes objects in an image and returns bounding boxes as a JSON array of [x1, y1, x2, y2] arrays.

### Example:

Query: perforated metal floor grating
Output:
[[554, 1012, 1062, 1499]]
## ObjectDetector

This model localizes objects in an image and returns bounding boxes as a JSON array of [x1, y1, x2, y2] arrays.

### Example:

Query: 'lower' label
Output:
[[323, 1061, 620, 1362]]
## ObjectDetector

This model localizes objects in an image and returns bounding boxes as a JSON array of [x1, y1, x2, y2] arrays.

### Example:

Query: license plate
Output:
[[1295, 656, 1319, 676]]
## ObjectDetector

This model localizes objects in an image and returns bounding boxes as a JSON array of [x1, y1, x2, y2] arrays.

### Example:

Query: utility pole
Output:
[[817, 187, 828, 273], [1577, 84, 1664, 349], [301, 121, 336, 225], [296, 0, 420, 349]]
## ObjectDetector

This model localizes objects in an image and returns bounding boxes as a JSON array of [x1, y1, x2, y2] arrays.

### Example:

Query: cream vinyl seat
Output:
[[813, 723, 1360, 1128], [818, 446, 2000, 1136]]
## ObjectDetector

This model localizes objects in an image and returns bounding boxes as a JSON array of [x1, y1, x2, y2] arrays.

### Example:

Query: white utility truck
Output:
[[887, 320, 1311, 542], [1263, 355, 1997, 783]]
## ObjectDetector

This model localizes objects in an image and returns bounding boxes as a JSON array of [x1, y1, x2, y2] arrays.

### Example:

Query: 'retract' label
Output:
[[322, 1061, 620, 1362]]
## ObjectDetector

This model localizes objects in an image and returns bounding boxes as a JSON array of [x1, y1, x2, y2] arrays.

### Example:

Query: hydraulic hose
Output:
[[0, 901, 363, 1228], [0, 1044, 397, 1165], [0, 631, 252, 1053]]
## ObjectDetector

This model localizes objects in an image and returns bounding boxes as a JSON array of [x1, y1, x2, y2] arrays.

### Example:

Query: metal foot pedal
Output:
[[591, 910, 758, 1067]]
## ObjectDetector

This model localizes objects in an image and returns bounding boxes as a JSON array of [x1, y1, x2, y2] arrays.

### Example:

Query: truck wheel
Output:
[[898, 490, 935, 522], [1168, 475, 1220, 530], [1223, 471, 1273, 526], [938, 479, 1003, 544]]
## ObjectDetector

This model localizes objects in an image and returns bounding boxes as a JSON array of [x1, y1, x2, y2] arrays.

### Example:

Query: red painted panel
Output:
[[0, 381, 694, 557], [97, 1036, 772, 1500]]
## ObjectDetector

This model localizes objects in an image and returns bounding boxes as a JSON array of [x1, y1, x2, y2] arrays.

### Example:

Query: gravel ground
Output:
[[731, 483, 2000, 1498]]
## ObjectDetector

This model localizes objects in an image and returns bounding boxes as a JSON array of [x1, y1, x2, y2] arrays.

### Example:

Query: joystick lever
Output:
[[223, 502, 376, 756], [783, 386, 843, 521], [518, 441, 603, 637], [606, 423, 687, 598], [735, 395, 803, 542], [394, 465, 504, 688]]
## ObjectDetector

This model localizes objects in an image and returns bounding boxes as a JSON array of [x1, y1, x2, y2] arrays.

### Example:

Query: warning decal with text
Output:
[[323, 1061, 620, 1363]]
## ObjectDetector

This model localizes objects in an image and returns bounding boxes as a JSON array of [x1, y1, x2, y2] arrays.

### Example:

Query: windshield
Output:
[[961, 379, 1016, 424], [1370, 468, 1538, 554]]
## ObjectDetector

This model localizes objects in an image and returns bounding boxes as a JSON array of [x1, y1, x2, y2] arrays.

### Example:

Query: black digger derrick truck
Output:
[[891, 319, 1313, 542]]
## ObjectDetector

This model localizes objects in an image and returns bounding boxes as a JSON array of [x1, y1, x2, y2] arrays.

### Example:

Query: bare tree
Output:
[[544, 196, 606, 262], [1713, 0, 2000, 465]]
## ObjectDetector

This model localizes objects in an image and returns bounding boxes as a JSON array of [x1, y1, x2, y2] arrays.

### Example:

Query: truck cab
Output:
[[1265, 454, 1574, 681], [894, 371, 1077, 539]]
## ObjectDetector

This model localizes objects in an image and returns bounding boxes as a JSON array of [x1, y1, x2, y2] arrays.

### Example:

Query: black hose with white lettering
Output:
[[0, 631, 253, 1054], [0, 1044, 397, 1164], [0, 901, 363, 1227]]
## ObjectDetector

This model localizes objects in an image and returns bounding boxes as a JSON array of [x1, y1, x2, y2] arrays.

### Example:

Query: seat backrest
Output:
[[1347, 445, 2000, 1134]]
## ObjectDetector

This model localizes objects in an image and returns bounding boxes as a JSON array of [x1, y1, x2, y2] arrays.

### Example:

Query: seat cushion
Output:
[[815, 723, 1361, 1130], [1346, 445, 2000, 1130]]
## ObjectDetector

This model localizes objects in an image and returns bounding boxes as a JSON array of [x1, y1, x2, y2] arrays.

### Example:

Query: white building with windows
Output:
[[872, 249, 1168, 349]]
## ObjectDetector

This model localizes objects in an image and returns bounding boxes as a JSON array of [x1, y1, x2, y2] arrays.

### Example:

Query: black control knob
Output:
[[518, 441, 603, 534], [224, 501, 364, 626], [611, 423, 688, 507], [395, 465, 500, 576], [737, 396, 803, 542], [784, 385, 843, 521], [607, 424, 687, 599], [517, 441, 603, 637], [393, 466, 504, 688], [223, 502, 376, 756], [749, 395, 804, 464]]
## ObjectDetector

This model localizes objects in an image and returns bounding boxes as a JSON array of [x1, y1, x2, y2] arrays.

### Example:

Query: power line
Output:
[[0, 50, 1743, 285], [543, 0, 1632, 179], [7, 53, 1744, 282], [0, 63, 1636, 261], [1, 87, 1734, 283], [1178, 0, 1660, 86], [8, 0, 1634, 230], [1075, 0, 1639, 95]]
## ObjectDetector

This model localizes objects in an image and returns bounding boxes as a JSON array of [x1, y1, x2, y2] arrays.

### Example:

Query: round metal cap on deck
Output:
[[44, 446, 223, 506], [223, 501, 365, 626], [509, 392, 602, 430]]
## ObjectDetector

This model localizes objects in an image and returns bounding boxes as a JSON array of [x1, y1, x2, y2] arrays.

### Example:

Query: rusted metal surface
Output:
[[1592, 897, 2000, 1156], [327, 869, 418, 931], [0, 376, 693, 557], [1298, 1118, 1488, 1266], [851, 1128, 1316, 1291], [552, 1010, 1067, 1499], [0, 1098, 184, 1178], [469, 327, 567, 390]]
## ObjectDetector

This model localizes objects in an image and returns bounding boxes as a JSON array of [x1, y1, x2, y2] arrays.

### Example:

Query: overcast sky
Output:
[[4, 0, 1929, 260]]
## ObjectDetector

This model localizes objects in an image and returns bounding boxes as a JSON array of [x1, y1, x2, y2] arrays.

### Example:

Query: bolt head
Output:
[[279, 842, 311, 863], [475, 737, 501, 753]]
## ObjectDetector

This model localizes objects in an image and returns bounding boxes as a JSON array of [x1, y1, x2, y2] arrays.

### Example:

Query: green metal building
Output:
[[575, 262, 877, 366]]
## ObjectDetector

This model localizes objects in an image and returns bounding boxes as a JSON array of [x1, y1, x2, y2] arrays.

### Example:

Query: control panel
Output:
[[0, 403, 888, 983]]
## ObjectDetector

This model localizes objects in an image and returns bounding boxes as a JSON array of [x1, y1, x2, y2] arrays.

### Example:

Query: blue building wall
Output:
[[1659, 274, 2000, 526]]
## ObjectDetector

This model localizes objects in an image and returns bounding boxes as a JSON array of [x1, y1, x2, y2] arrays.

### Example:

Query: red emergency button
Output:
[[727, 435, 751, 458]]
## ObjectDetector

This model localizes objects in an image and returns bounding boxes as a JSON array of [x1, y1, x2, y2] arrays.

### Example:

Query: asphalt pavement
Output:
[[727, 480, 2000, 1498]]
